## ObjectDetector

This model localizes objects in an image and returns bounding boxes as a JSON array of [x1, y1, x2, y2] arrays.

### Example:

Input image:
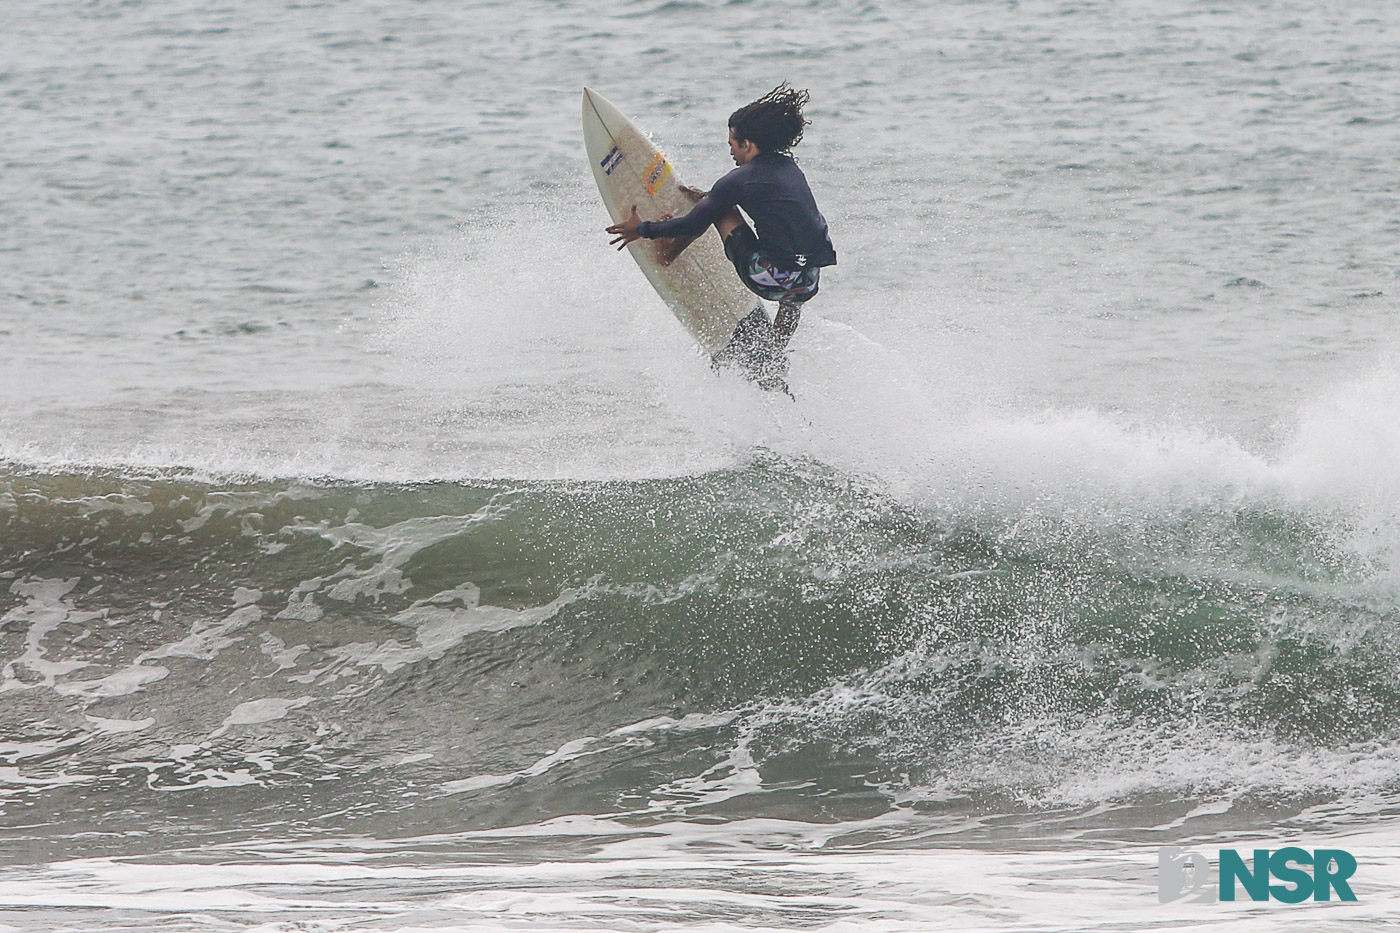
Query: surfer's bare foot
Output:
[[679, 184, 706, 203]]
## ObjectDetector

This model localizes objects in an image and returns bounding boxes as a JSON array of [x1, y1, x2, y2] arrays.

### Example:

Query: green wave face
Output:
[[3, 461, 1397, 849]]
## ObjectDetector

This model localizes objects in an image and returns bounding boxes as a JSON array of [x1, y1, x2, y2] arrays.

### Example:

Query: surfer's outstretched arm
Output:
[[652, 185, 707, 264], [606, 182, 742, 265], [607, 206, 698, 265], [637, 190, 732, 240]]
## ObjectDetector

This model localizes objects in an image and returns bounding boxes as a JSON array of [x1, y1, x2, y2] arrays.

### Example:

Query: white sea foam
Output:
[[1, 578, 98, 693], [2, 817, 1398, 931], [440, 713, 737, 797], [215, 697, 315, 733], [1276, 368, 1400, 583], [84, 715, 156, 735], [5, 206, 1396, 594], [330, 583, 574, 676]]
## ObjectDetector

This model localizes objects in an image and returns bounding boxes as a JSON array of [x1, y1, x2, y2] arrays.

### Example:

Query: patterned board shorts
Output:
[[723, 225, 821, 304]]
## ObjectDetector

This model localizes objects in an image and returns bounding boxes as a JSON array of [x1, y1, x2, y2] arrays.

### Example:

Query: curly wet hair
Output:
[[728, 83, 811, 154]]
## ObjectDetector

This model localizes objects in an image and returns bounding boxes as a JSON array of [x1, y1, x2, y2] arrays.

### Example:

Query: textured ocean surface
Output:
[[4, 0, 1400, 929]]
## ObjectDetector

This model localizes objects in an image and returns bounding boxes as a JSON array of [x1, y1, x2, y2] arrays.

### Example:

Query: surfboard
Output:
[[582, 88, 754, 356]]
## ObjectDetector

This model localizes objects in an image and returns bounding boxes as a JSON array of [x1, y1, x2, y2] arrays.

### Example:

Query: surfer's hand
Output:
[[679, 185, 706, 203], [606, 205, 642, 249]]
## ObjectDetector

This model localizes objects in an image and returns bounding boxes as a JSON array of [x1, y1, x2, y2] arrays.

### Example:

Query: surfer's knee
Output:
[[715, 208, 745, 240]]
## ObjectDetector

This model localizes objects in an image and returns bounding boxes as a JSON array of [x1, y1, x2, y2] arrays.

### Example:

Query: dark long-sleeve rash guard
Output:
[[637, 151, 836, 271]]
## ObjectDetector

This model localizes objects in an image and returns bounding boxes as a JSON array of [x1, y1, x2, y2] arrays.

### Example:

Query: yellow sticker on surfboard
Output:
[[643, 152, 672, 196]]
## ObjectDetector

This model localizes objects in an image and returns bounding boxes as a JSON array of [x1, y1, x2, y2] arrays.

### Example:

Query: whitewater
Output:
[[3, 1, 1400, 930]]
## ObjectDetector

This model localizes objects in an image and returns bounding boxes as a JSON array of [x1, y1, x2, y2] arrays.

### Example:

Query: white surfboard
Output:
[[582, 88, 753, 356]]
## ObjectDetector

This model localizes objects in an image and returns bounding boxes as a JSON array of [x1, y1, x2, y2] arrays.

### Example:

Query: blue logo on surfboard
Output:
[[600, 145, 623, 175]]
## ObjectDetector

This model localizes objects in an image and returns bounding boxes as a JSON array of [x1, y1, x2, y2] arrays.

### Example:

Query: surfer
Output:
[[605, 84, 836, 389]]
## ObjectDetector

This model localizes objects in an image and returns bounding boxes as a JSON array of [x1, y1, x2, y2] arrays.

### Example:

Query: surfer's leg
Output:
[[771, 269, 820, 348], [715, 208, 745, 243], [657, 207, 745, 265], [711, 221, 784, 390], [773, 298, 801, 350]]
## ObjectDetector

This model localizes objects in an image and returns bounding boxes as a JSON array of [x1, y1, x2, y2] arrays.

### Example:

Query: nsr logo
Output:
[[1158, 847, 1358, 904]]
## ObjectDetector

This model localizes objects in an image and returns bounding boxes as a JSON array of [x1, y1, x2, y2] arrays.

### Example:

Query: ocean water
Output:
[[4, 0, 1400, 929]]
